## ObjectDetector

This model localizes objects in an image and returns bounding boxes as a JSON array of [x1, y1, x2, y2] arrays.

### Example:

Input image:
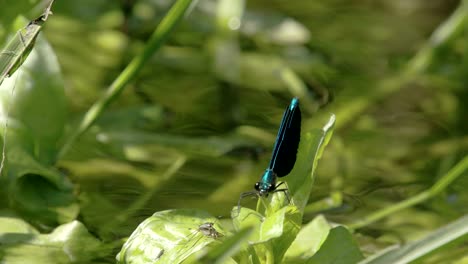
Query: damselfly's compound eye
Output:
[[254, 182, 261, 191]]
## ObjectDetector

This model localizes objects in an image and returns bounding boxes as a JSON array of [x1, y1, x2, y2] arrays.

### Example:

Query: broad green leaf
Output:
[[359, 214, 468, 264], [0, 215, 39, 234], [233, 205, 300, 239], [117, 209, 226, 264], [0, 29, 66, 164], [232, 192, 301, 262], [0, 220, 109, 263], [0, 26, 75, 225], [306, 226, 363, 264], [190, 226, 253, 264], [6, 147, 78, 226], [268, 205, 302, 261], [232, 207, 264, 242], [283, 215, 332, 262]]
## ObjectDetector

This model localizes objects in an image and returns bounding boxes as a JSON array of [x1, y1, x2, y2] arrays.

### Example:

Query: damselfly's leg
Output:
[[236, 191, 258, 217], [272, 181, 291, 204]]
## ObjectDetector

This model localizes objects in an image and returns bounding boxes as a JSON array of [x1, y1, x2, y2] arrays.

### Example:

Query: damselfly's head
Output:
[[254, 169, 277, 196], [254, 181, 276, 197]]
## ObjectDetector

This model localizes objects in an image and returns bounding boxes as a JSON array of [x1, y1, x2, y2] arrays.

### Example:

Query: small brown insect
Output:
[[196, 222, 222, 239]]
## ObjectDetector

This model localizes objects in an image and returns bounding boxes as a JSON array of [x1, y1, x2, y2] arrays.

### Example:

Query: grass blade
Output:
[[0, 0, 54, 85]]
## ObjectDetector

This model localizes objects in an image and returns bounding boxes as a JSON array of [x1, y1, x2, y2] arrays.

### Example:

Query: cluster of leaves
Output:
[[116, 115, 352, 263], [0, 0, 467, 263]]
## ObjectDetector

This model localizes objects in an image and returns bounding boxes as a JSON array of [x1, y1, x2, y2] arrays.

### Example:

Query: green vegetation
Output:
[[0, 0, 467, 263]]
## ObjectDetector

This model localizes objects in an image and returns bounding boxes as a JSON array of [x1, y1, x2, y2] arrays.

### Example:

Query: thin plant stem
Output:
[[57, 0, 194, 159], [348, 155, 468, 231]]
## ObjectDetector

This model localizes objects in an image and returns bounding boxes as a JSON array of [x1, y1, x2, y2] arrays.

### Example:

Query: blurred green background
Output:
[[1, 0, 467, 262]]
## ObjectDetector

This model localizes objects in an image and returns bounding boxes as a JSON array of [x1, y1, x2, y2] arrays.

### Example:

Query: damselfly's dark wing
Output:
[[268, 98, 301, 177]]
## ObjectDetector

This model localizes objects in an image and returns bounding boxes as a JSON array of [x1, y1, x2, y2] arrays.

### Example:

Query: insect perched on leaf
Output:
[[238, 98, 301, 210], [192, 222, 223, 239], [116, 209, 225, 264], [179, 222, 223, 250]]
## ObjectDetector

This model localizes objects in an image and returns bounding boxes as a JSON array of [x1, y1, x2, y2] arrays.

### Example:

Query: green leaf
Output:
[[306, 226, 363, 264], [0, 28, 67, 164], [6, 147, 79, 226], [231, 197, 301, 262], [0, 215, 39, 234], [284, 215, 332, 261], [0, 1, 53, 85], [192, 226, 254, 264], [0, 219, 110, 263], [359, 214, 468, 264], [233, 205, 300, 239], [0, 25, 75, 226], [117, 209, 226, 264]]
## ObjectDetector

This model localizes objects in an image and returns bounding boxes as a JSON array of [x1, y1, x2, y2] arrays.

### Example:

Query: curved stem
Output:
[[348, 155, 468, 231], [57, 0, 194, 159]]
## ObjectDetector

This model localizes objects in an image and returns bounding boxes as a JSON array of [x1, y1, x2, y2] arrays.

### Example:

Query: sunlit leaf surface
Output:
[[117, 209, 226, 264]]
